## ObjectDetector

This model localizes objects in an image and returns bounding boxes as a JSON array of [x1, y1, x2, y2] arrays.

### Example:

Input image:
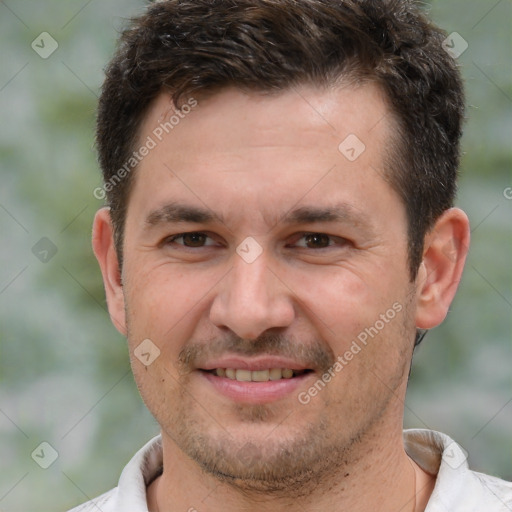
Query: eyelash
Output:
[[164, 232, 220, 248], [288, 232, 348, 249], [163, 232, 349, 250]]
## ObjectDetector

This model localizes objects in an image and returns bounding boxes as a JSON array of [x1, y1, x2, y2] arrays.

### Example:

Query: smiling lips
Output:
[[198, 356, 315, 402], [207, 368, 310, 382]]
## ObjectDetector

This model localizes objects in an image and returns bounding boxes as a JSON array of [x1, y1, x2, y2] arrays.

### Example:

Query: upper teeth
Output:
[[214, 368, 295, 381]]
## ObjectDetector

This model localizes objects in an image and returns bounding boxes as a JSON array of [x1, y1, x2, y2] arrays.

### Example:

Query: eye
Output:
[[290, 232, 347, 249], [165, 232, 218, 248]]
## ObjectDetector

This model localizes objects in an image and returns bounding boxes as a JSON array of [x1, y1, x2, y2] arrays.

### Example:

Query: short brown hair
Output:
[[97, 0, 464, 281]]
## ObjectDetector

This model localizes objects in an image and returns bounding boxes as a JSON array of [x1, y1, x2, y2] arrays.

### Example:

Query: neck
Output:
[[147, 420, 435, 512]]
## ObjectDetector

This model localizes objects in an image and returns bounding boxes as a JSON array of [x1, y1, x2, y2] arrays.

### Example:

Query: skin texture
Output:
[[93, 83, 470, 511]]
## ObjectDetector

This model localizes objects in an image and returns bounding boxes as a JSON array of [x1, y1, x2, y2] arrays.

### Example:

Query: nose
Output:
[[209, 251, 295, 340]]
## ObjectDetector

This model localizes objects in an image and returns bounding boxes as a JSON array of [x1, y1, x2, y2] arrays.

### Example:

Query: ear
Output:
[[92, 207, 127, 336], [415, 207, 470, 329]]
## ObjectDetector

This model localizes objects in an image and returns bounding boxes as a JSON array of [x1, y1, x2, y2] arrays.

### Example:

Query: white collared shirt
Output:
[[67, 429, 512, 511]]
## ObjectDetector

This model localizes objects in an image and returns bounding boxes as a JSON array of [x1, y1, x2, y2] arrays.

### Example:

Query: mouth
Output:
[[202, 368, 313, 382], [196, 357, 316, 403]]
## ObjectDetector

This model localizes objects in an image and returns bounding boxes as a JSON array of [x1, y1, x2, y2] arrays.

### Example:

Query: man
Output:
[[70, 0, 512, 510]]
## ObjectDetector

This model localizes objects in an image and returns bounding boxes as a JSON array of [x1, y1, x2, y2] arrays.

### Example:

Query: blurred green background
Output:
[[0, 0, 510, 510]]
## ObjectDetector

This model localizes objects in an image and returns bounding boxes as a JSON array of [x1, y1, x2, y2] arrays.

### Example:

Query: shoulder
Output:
[[65, 435, 162, 512], [470, 470, 512, 509], [66, 487, 117, 512], [434, 468, 512, 511], [404, 429, 512, 511]]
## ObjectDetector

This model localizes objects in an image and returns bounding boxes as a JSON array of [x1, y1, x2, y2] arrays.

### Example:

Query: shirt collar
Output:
[[115, 434, 163, 510], [109, 430, 511, 511], [404, 428, 512, 511]]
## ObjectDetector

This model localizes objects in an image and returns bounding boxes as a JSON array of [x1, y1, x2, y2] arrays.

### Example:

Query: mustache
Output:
[[178, 331, 335, 373]]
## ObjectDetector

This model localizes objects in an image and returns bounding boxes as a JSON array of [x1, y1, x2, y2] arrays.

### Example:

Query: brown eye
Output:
[[181, 233, 207, 247], [289, 232, 349, 250], [303, 233, 332, 249], [166, 232, 216, 248]]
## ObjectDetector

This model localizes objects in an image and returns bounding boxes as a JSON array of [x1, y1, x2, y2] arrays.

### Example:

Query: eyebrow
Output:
[[145, 203, 219, 227], [281, 204, 371, 228], [145, 201, 374, 234]]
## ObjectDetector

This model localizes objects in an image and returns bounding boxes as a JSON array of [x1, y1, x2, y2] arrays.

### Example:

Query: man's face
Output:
[[117, 84, 419, 488]]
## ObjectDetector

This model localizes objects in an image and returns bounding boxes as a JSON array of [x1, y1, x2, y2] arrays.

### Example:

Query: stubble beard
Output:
[[167, 394, 364, 496], [127, 297, 415, 498], [157, 362, 408, 498]]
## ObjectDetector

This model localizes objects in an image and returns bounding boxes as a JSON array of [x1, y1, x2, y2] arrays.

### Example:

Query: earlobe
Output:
[[415, 208, 470, 330], [92, 207, 127, 336]]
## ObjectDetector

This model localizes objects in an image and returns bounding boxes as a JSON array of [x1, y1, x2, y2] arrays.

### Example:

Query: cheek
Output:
[[124, 262, 211, 347], [291, 265, 387, 331], [291, 264, 409, 362]]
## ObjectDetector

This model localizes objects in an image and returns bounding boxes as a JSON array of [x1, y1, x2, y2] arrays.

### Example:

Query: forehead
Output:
[[140, 83, 392, 159], [127, 83, 401, 233]]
